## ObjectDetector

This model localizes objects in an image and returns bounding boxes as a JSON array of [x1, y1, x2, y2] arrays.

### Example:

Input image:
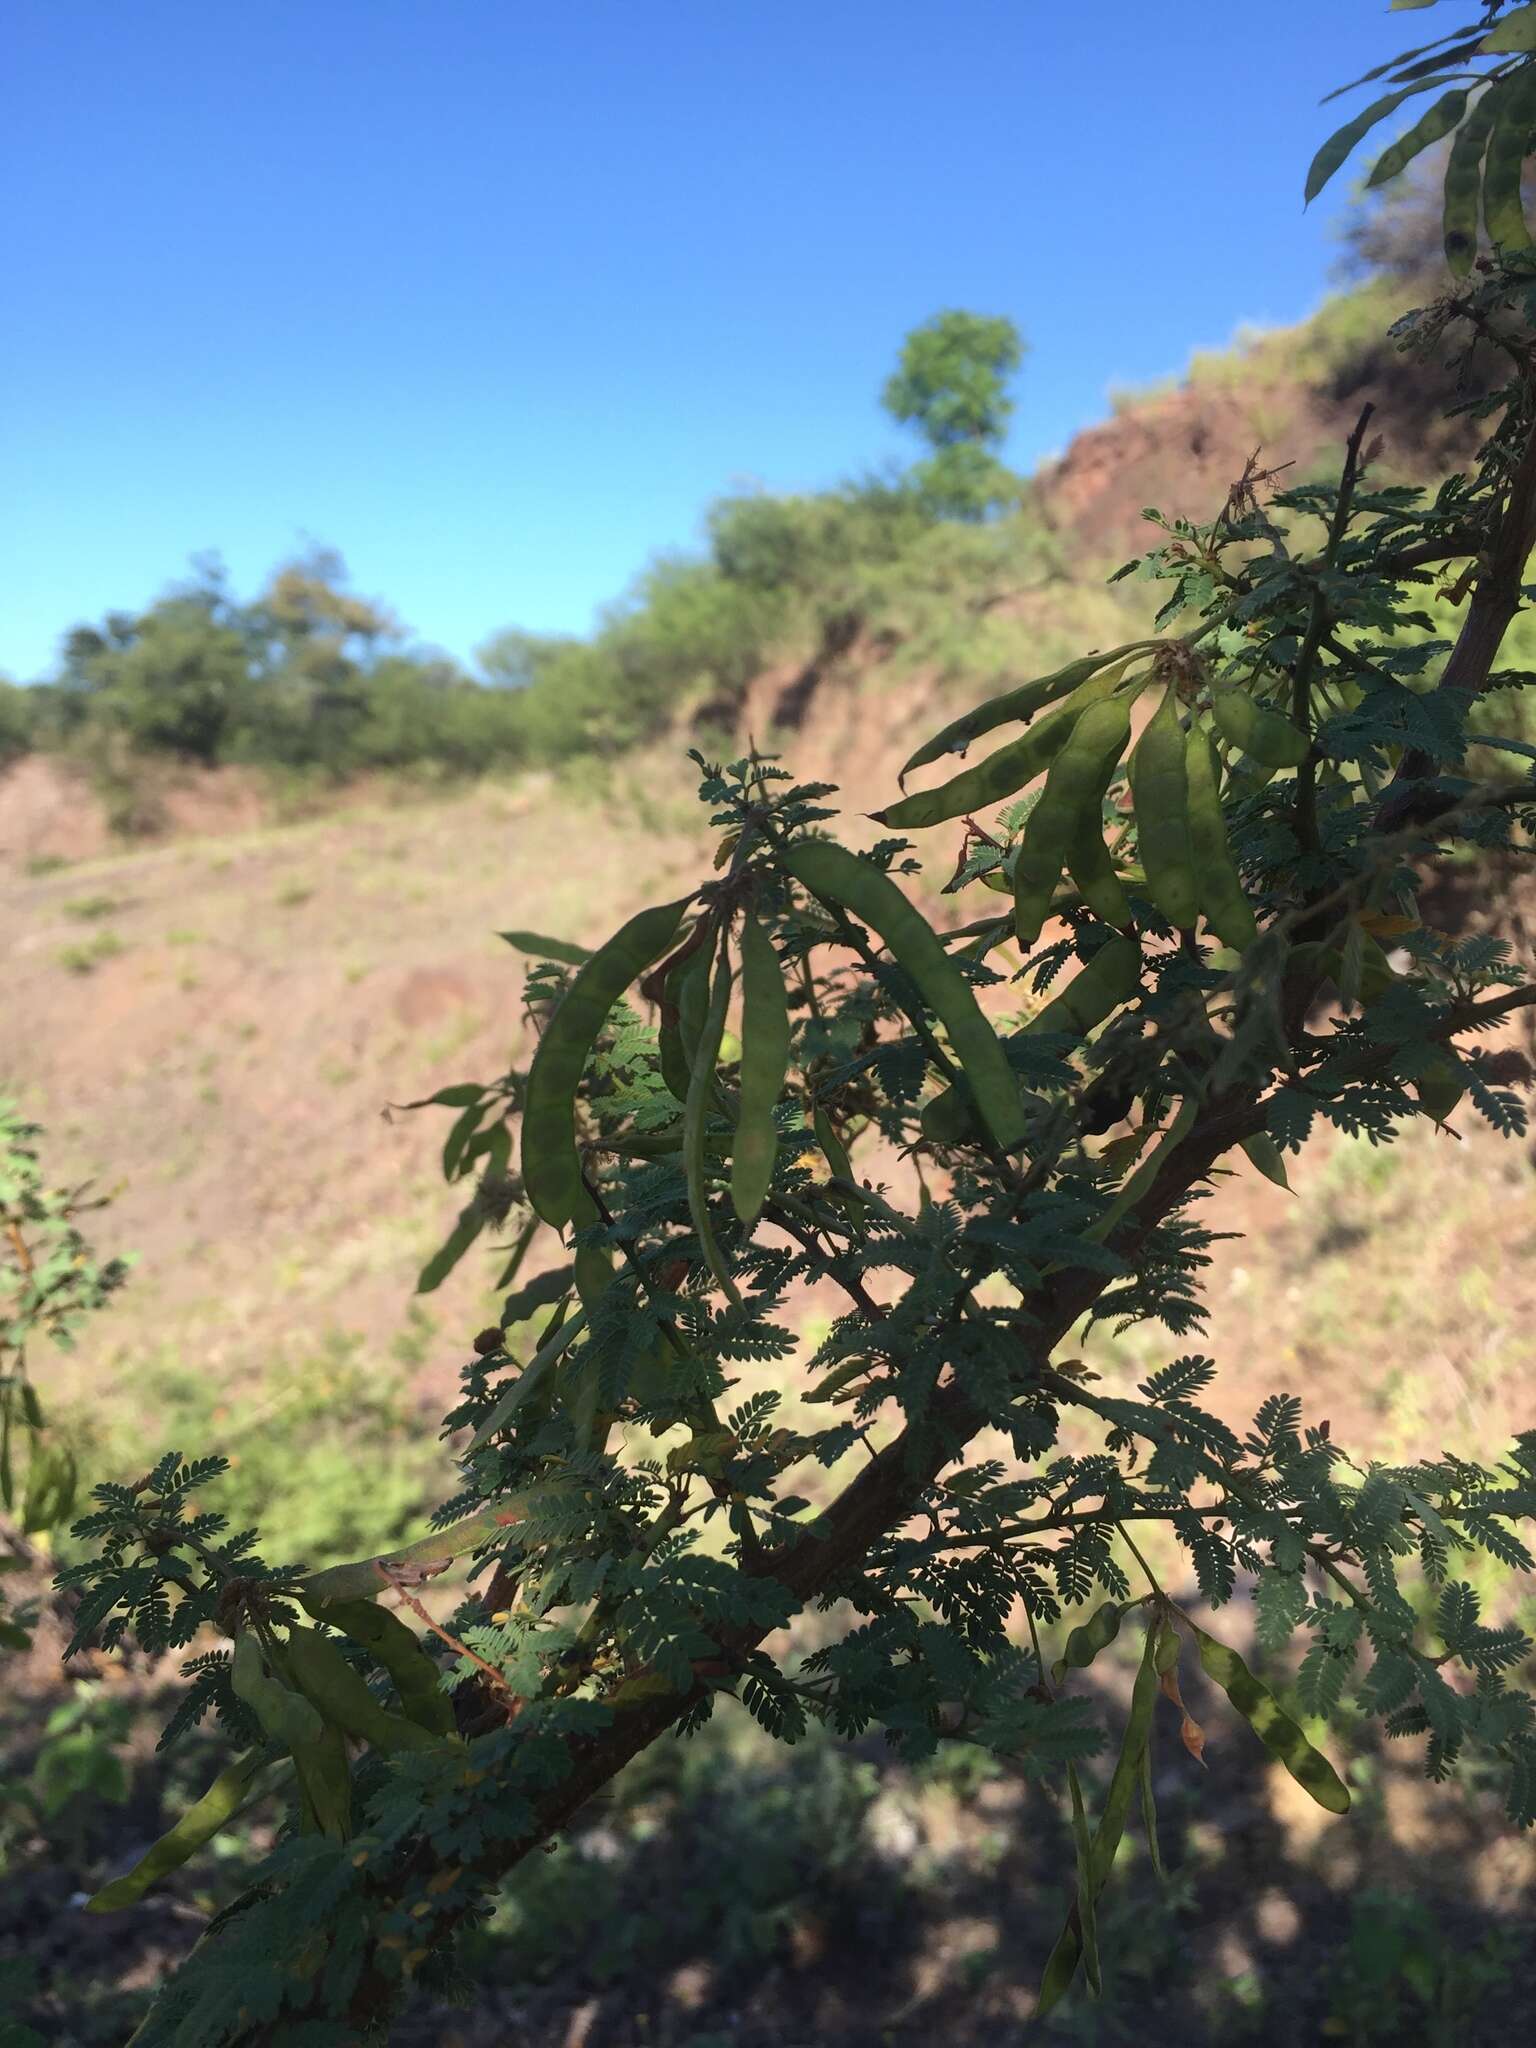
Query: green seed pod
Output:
[[282, 1625, 441, 1755], [1038, 1622, 1162, 2015], [1050, 1598, 1125, 1687], [522, 898, 688, 1228], [1128, 685, 1199, 929], [811, 1103, 868, 1219], [1304, 79, 1440, 207], [1139, 1744, 1165, 1882], [785, 838, 1028, 1153], [1152, 1616, 1182, 1676], [300, 1500, 546, 1605], [573, 1240, 615, 1319], [675, 943, 712, 1074], [1185, 729, 1259, 950], [684, 942, 741, 1304], [464, 1306, 586, 1455], [656, 944, 707, 1106], [1209, 687, 1309, 771], [1066, 1763, 1102, 1996], [1367, 87, 1467, 190], [291, 1720, 352, 1840], [1062, 697, 1135, 929], [87, 1752, 265, 1911], [875, 662, 1130, 833], [896, 643, 1148, 786], [1013, 696, 1133, 949], [1482, 65, 1536, 251], [918, 1078, 983, 1147], [1444, 83, 1501, 273], [303, 1596, 457, 1738], [1022, 936, 1141, 1041], [230, 1632, 325, 1751], [1012, 805, 1068, 956], [1194, 1624, 1351, 1814], [731, 913, 790, 1225], [1087, 1094, 1199, 1245], [805, 1354, 874, 1404]]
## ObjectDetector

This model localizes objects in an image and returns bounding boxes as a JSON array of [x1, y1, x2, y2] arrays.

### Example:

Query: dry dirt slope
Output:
[[4, 268, 1535, 1516], [0, 677, 977, 1459], [3, 718, 1534, 1514], [5, 732, 1536, 2048]]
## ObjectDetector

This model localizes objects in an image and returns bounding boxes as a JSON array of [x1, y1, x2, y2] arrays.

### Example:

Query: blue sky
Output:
[[4, 1, 1407, 682]]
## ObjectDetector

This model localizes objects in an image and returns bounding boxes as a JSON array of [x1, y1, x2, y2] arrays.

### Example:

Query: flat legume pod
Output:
[[1128, 685, 1199, 929], [1062, 697, 1135, 929], [1367, 87, 1467, 189], [1022, 936, 1141, 1041], [784, 839, 1028, 1153], [231, 1631, 324, 1750], [685, 944, 743, 1303], [1483, 66, 1536, 250], [897, 643, 1147, 786], [87, 1752, 265, 1911], [522, 899, 687, 1227], [283, 1625, 441, 1755], [731, 913, 790, 1225], [874, 663, 1128, 832], [1185, 728, 1258, 949], [1050, 1597, 1125, 1687], [1210, 686, 1309, 771], [1037, 1622, 1162, 2014], [1443, 84, 1501, 272], [304, 1595, 457, 1738], [1194, 1623, 1351, 1813], [1013, 696, 1134, 948]]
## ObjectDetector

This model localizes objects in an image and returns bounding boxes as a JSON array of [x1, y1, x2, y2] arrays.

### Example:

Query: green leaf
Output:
[[416, 1202, 484, 1294], [498, 929, 591, 966], [1240, 1132, 1292, 1190]]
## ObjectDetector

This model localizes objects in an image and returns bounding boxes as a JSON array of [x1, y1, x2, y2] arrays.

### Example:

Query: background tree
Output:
[[882, 308, 1026, 518], [55, 562, 256, 766]]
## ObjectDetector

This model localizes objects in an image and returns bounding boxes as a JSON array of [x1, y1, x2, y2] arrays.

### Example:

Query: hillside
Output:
[[6, 271, 1536, 2045], [3, 262, 1531, 1533]]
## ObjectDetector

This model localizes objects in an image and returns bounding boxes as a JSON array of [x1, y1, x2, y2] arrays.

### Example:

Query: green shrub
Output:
[[0, 679, 36, 764]]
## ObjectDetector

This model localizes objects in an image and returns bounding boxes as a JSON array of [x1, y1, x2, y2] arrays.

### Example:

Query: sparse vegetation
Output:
[[55, 931, 126, 976]]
